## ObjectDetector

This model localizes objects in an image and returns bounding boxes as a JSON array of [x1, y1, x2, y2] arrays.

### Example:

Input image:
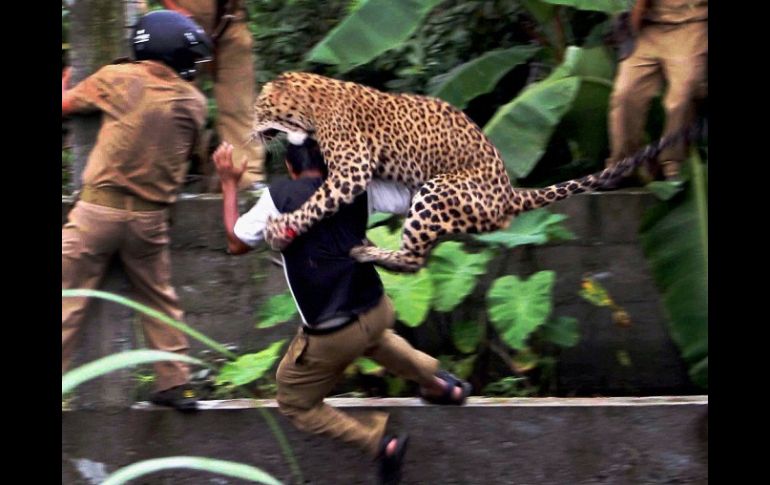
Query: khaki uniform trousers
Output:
[[177, 0, 266, 189], [62, 201, 191, 392], [212, 20, 266, 189], [276, 296, 439, 456], [608, 21, 708, 167]]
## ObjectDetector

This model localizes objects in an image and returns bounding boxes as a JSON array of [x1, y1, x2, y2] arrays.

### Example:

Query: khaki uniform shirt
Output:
[[67, 60, 206, 204]]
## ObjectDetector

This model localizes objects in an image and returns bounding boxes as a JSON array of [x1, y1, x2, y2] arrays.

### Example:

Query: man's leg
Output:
[[607, 34, 664, 169], [213, 21, 266, 190], [62, 202, 119, 372], [658, 22, 708, 178], [276, 326, 389, 456], [120, 210, 191, 394], [361, 297, 465, 403]]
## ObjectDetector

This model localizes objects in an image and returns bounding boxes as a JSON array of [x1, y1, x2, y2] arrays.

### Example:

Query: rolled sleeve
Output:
[[64, 67, 113, 114], [233, 189, 279, 247]]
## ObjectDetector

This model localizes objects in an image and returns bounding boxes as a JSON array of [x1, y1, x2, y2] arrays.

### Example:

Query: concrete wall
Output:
[[62, 396, 708, 484], [62, 190, 698, 407]]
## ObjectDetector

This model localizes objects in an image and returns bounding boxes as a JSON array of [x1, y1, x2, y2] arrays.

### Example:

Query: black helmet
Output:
[[131, 10, 213, 81]]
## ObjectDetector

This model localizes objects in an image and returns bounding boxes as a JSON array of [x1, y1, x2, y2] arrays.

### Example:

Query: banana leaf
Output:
[[306, 0, 445, 73], [639, 151, 708, 388], [540, 0, 629, 13], [102, 457, 281, 485], [428, 46, 541, 110]]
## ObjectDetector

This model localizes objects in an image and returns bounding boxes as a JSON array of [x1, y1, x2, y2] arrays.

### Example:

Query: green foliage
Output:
[[487, 271, 556, 350], [473, 209, 576, 247], [61, 289, 304, 482], [102, 457, 281, 485], [428, 242, 493, 312], [306, 0, 445, 73], [438, 354, 477, 380], [484, 76, 581, 179], [428, 46, 541, 109], [377, 268, 434, 327], [540, 0, 629, 14], [62, 350, 205, 395], [355, 357, 385, 376], [482, 376, 535, 397], [256, 291, 298, 328], [639, 150, 708, 388], [62, 289, 237, 359], [451, 319, 484, 354], [216, 340, 287, 387]]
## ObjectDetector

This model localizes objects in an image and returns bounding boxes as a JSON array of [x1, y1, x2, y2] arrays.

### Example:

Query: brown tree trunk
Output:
[[66, 0, 143, 191]]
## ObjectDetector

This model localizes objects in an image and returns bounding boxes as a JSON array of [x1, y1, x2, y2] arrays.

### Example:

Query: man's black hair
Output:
[[286, 138, 327, 178]]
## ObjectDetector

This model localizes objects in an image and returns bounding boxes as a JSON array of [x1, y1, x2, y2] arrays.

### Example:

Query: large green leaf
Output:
[[256, 292, 298, 329], [487, 271, 556, 350], [428, 46, 541, 109], [355, 357, 385, 375], [378, 267, 434, 327], [555, 47, 615, 162], [482, 46, 616, 179], [62, 350, 205, 395], [216, 340, 287, 387], [639, 151, 708, 388], [306, 0, 445, 73], [101, 457, 281, 485], [541, 0, 629, 14], [366, 224, 403, 250], [473, 209, 574, 248], [366, 225, 434, 326], [551, 45, 615, 80], [484, 77, 581, 179], [427, 241, 493, 312], [451, 320, 483, 354]]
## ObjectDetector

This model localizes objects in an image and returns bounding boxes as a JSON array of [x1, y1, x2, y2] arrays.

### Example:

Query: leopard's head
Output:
[[251, 72, 315, 147]]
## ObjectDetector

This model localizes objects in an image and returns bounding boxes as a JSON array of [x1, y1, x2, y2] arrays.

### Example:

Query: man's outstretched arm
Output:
[[213, 143, 254, 255]]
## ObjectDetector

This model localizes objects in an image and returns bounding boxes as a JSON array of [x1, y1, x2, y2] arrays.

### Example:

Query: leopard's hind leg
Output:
[[351, 174, 509, 273]]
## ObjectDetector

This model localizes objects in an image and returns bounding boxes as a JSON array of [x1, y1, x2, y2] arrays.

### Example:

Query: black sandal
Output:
[[377, 433, 409, 485], [420, 370, 472, 405]]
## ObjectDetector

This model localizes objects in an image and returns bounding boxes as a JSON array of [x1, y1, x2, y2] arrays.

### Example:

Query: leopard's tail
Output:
[[508, 124, 700, 215]]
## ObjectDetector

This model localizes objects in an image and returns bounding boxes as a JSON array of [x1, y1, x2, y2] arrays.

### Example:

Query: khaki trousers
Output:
[[62, 201, 190, 391], [608, 21, 708, 166], [213, 20, 266, 189], [177, 0, 266, 188], [276, 296, 439, 456]]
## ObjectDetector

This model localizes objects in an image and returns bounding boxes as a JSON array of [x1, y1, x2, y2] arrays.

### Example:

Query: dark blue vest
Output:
[[269, 177, 384, 329]]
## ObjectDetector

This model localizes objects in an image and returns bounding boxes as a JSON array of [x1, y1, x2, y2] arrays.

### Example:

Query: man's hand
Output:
[[62, 67, 74, 115], [212, 142, 247, 187]]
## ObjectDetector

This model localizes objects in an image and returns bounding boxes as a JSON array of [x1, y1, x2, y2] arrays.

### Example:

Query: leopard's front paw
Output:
[[265, 216, 297, 251]]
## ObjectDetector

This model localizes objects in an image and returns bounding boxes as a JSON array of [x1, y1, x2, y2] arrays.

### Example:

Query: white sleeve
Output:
[[233, 189, 280, 248], [367, 178, 414, 215]]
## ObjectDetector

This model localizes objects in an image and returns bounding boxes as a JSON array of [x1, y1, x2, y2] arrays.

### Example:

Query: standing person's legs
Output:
[[214, 21, 266, 190], [120, 209, 191, 393], [658, 22, 708, 178], [607, 34, 664, 169], [62, 201, 122, 372]]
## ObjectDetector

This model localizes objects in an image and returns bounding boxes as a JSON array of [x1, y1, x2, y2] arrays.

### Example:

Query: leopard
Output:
[[250, 72, 677, 273]]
